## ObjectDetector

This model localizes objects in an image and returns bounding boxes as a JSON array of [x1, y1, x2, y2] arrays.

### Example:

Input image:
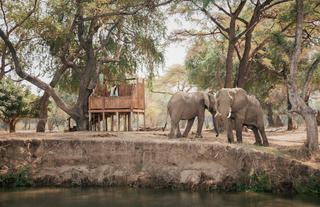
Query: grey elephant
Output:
[[215, 88, 269, 146], [163, 92, 219, 138]]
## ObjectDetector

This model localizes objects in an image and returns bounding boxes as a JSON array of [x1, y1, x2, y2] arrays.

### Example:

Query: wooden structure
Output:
[[88, 78, 145, 131]]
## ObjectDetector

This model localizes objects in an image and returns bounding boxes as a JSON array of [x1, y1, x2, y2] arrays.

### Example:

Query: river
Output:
[[0, 188, 319, 207]]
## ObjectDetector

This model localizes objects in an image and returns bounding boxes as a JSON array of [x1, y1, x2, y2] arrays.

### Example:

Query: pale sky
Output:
[[164, 15, 188, 70]]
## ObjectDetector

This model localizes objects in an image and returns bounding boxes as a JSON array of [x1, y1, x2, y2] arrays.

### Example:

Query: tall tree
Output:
[[173, 0, 289, 88], [0, 0, 173, 130], [286, 0, 318, 151]]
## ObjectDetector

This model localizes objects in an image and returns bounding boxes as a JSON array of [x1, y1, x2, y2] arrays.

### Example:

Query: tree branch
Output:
[[0, 28, 79, 118], [190, 1, 228, 33], [151, 89, 174, 95], [262, 0, 292, 12], [83, 0, 174, 21], [302, 56, 320, 100], [8, 0, 39, 34]]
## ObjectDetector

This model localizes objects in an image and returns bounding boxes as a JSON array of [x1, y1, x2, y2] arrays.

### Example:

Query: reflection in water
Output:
[[0, 188, 320, 207]]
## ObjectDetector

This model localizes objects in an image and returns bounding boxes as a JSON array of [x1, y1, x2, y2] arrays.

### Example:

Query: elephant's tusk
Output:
[[227, 108, 232, 118], [215, 112, 221, 118]]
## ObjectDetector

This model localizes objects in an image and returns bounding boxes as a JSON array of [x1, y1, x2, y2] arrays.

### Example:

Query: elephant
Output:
[[215, 88, 269, 146], [163, 92, 219, 138]]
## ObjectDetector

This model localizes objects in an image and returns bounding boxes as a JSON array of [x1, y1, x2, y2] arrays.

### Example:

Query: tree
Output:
[[0, 78, 39, 132], [173, 0, 290, 88], [152, 64, 194, 94], [286, 0, 318, 151], [0, 0, 173, 130], [185, 40, 225, 91]]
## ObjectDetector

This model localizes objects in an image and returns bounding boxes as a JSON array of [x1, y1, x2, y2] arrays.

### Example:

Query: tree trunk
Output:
[[235, 29, 254, 88], [36, 92, 50, 132], [266, 103, 275, 127], [8, 119, 16, 133], [36, 65, 68, 132], [225, 40, 235, 88], [287, 91, 293, 131], [287, 0, 318, 151]]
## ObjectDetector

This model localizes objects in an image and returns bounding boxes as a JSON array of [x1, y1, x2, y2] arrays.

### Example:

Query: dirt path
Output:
[[0, 126, 317, 147]]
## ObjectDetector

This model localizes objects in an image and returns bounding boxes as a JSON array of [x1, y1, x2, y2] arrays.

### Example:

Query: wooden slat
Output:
[[89, 109, 145, 113], [104, 96, 132, 109]]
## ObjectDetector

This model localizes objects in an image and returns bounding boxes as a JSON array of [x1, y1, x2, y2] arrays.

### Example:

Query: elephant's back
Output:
[[167, 92, 197, 112]]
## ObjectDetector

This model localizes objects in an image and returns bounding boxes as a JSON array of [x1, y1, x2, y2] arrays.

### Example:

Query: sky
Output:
[[164, 15, 188, 70]]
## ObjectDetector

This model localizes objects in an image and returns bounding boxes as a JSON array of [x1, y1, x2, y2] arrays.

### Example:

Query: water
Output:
[[0, 188, 320, 207]]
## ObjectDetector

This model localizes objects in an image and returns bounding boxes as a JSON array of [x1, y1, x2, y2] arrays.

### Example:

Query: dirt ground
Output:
[[0, 126, 316, 146], [0, 126, 319, 167]]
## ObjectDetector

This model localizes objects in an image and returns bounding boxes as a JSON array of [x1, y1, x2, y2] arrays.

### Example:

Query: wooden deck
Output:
[[88, 78, 145, 132]]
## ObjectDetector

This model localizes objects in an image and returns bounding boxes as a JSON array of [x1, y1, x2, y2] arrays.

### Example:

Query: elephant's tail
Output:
[[162, 109, 169, 131]]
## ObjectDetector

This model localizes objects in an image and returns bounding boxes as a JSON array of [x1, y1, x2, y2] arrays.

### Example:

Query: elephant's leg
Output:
[[176, 121, 182, 138], [235, 119, 244, 143], [168, 119, 177, 138], [182, 118, 195, 137], [196, 114, 205, 138], [252, 127, 262, 146], [227, 118, 234, 143], [212, 114, 219, 137], [258, 127, 269, 147]]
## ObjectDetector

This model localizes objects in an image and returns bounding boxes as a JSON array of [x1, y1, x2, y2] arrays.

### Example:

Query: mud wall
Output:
[[0, 138, 318, 192]]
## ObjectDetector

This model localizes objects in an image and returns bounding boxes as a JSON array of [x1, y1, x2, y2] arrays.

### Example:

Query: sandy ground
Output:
[[0, 126, 316, 147]]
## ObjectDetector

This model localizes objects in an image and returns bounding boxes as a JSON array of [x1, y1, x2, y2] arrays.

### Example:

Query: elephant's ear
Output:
[[203, 93, 210, 109]]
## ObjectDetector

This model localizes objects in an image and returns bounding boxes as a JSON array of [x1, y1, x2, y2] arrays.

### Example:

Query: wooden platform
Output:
[[88, 78, 145, 132]]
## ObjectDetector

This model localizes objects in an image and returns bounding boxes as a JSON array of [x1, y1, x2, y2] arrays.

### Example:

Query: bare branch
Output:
[[151, 89, 174, 95], [190, 1, 228, 32], [235, 44, 242, 61], [213, 2, 231, 17], [227, 1, 232, 13], [302, 56, 320, 100], [0, 0, 8, 34], [262, 0, 292, 12], [100, 45, 124, 64]]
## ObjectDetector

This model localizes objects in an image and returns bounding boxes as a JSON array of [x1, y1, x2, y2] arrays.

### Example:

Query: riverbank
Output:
[[0, 130, 319, 194]]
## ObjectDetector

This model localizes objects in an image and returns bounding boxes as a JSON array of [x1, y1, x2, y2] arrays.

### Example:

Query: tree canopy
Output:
[[0, 77, 39, 132]]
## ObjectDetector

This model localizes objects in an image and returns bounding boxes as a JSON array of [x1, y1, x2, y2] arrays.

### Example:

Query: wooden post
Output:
[[103, 112, 106, 131], [117, 112, 120, 132], [137, 112, 139, 131], [93, 114, 96, 131], [105, 114, 108, 131], [89, 112, 92, 131], [97, 113, 101, 131], [111, 114, 114, 131], [129, 111, 133, 131], [143, 112, 146, 130], [124, 114, 128, 131]]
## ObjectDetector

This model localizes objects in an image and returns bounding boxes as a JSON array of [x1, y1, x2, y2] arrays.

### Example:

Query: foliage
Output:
[[154, 64, 193, 93], [185, 40, 226, 91], [0, 78, 39, 128], [0, 167, 30, 188], [295, 172, 320, 195], [236, 174, 273, 193]]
